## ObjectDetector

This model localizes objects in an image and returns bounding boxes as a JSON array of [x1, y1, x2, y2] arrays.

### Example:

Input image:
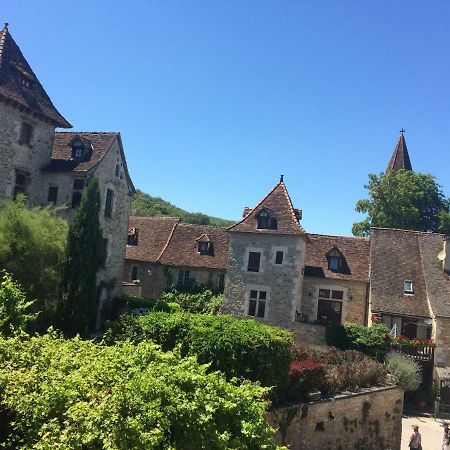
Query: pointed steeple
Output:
[[228, 177, 306, 235], [386, 129, 412, 173], [0, 24, 71, 128]]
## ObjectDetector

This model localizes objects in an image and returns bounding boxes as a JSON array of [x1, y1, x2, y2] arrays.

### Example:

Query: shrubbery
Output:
[[386, 351, 422, 392], [104, 312, 293, 387], [161, 289, 223, 314], [0, 332, 284, 449], [326, 323, 391, 360]]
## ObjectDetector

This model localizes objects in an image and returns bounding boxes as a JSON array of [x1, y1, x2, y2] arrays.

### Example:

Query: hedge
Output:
[[0, 331, 284, 449], [104, 312, 293, 387]]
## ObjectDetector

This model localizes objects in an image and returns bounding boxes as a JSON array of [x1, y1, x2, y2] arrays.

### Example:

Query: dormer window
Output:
[[196, 234, 213, 255], [257, 210, 269, 229], [20, 76, 32, 89], [72, 145, 84, 159], [128, 227, 139, 246], [327, 248, 343, 272], [198, 241, 209, 254], [404, 280, 414, 294]]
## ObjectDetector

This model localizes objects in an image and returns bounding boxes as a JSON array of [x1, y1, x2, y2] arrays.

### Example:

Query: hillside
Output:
[[132, 190, 235, 227]]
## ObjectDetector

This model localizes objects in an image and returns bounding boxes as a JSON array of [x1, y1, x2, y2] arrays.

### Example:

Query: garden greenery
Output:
[[104, 312, 293, 387], [0, 332, 284, 449], [386, 351, 422, 392]]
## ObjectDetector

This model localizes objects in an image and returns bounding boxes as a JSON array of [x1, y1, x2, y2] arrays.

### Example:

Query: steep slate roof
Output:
[[0, 25, 71, 128], [370, 228, 450, 318], [159, 223, 229, 270], [386, 131, 412, 173], [125, 217, 229, 270], [304, 234, 370, 282], [126, 217, 180, 263], [228, 179, 306, 235]]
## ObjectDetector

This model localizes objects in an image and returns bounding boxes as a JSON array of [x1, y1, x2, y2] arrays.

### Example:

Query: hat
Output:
[[412, 424, 419, 430]]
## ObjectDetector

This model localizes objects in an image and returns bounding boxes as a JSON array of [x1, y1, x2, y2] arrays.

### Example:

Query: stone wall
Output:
[[123, 261, 167, 299], [223, 232, 305, 329], [268, 386, 403, 450], [167, 266, 225, 292], [434, 317, 450, 367], [0, 101, 55, 205], [301, 277, 368, 326]]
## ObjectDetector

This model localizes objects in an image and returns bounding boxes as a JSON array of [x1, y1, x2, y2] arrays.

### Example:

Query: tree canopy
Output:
[[352, 170, 450, 236], [61, 178, 104, 336]]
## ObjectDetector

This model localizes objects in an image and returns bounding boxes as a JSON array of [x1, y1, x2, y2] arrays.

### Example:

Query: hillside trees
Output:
[[352, 170, 450, 236], [61, 178, 104, 336], [0, 198, 67, 323]]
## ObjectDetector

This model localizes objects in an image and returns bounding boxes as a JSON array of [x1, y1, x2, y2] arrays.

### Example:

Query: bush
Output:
[[0, 272, 35, 337], [286, 359, 327, 400], [326, 323, 391, 360], [104, 312, 293, 387], [386, 351, 422, 392], [0, 332, 283, 449], [115, 296, 172, 313], [161, 289, 223, 314]]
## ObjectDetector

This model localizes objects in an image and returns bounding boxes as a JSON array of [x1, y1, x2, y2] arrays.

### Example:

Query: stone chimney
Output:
[[242, 207, 252, 218], [293, 208, 302, 221]]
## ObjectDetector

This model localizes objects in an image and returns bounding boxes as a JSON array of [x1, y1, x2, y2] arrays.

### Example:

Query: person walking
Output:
[[442, 422, 450, 450], [409, 424, 422, 450]]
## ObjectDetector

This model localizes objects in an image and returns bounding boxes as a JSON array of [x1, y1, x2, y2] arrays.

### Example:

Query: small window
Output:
[[217, 273, 225, 292], [19, 122, 33, 145], [256, 210, 270, 229], [318, 289, 331, 299], [20, 76, 32, 88], [248, 290, 267, 318], [127, 228, 139, 246], [13, 171, 29, 199], [404, 280, 414, 294], [178, 270, 191, 288], [71, 191, 82, 208], [47, 186, 58, 204], [104, 189, 114, 217], [73, 179, 84, 190], [131, 266, 139, 281], [331, 290, 344, 300], [275, 251, 284, 265], [72, 145, 84, 159], [247, 252, 261, 272], [198, 241, 209, 254], [115, 164, 120, 177], [102, 238, 109, 267]]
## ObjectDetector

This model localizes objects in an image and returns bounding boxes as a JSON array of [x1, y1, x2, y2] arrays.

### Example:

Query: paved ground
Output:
[[402, 415, 445, 449]]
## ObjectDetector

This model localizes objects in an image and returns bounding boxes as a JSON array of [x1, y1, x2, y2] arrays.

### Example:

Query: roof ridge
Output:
[[55, 131, 119, 135], [308, 232, 369, 240], [0, 26, 7, 69], [177, 222, 227, 230], [130, 215, 181, 221], [157, 219, 180, 261], [371, 226, 445, 236]]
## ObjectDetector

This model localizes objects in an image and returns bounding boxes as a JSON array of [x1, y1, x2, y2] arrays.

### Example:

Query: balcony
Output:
[[391, 337, 435, 362]]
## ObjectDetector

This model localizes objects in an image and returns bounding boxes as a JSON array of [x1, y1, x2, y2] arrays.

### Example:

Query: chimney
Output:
[[242, 207, 252, 218], [444, 237, 450, 274]]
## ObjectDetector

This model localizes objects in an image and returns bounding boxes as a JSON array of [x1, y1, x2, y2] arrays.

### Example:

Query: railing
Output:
[[435, 399, 450, 418], [392, 343, 434, 361]]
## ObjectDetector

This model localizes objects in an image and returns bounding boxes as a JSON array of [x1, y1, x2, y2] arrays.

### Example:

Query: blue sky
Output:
[[3, 1, 450, 235]]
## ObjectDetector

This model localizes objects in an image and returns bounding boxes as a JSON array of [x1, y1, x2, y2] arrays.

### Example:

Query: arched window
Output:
[[257, 209, 270, 229], [327, 248, 343, 272]]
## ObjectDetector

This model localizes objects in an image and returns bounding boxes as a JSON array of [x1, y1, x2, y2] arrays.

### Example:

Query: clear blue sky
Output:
[[3, 1, 450, 235]]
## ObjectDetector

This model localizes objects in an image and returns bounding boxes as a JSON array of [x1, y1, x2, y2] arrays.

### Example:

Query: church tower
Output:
[[386, 130, 412, 173], [0, 23, 71, 205]]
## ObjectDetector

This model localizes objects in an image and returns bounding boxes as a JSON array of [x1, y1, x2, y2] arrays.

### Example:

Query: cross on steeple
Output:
[[400, 128, 405, 134]]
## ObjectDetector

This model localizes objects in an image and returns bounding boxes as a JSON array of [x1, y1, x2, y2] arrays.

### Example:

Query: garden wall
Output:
[[268, 385, 403, 450]]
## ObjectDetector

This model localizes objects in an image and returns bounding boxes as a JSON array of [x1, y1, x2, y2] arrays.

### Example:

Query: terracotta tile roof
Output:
[[45, 132, 117, 172], [304, 234, 370, 282], [0, 26, 71, 128], [228, 179, 306, 235], [369, 228, 450, 318], [126, 217, 180, 263], [387, 131, 412, 173], [159, 223, 229, 270]]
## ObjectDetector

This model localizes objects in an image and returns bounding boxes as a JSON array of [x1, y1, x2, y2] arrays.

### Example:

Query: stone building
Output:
[[0, 25, 134, 321], [123, 216, 229, 298]]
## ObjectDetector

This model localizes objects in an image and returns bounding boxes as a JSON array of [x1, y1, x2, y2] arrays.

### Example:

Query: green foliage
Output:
[[61, 178, 104, 336], [104, 312, 293, 387], [0, 198, 67, 323], [352, 170, 450, 236], [115, 295, 172, 312], [326, 323, 391, 361], [0, 272, 35, 337], [0, 332, 283, 449], [161, 289, 223, 314], [386, 351, 422, 392], [132, 189, 234, 227]]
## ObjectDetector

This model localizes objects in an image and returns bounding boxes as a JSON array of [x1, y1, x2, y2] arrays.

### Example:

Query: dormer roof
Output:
[[228, 179, 306, 236], [0, 25, 71, 128], [386, 131, 412, 173]]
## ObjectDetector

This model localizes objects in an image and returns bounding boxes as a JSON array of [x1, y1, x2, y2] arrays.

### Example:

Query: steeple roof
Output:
[[386, 131, 412, 173], [0, 24, 71, 128], [228, 177, 306, 235]]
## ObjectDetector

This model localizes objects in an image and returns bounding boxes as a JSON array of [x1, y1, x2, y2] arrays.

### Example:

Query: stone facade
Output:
[[223, 232, 306, 329], [433, 317, 450, 368], [268, 386, 403, 450]]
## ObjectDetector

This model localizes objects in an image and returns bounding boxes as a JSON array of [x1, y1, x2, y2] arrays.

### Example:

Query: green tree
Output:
[[0, 198, 67, 324], [352, 170, 450, 236], [0, 272, 35, 337], [61, 178, 104, 336]]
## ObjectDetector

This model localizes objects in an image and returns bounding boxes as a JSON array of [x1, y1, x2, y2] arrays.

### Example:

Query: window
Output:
[[257, 210, 270, 229], [102, 238, 109, 267], [131, 266, 140, 281], [19, 122, 33, 145], [275, 251, 284, 265], [317, 288, 344, 325], [217, 273, 225, 292], [115, 164, 120, 177], [248, 290, 267, 318], [327, 249, 342, 272], [71, 179, 84, 209], [127, 228, 139, 246], [72, 145, 84, 159], [104, 189, 114, 217], [177, 270, 191, 288], [198, 241, 209, 254], [13, 171, 29, 198], [404, 280, 414, 294], [247, 252, 261, 272], [20, 76, 32, 88], [47, 186, 58, 204]]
